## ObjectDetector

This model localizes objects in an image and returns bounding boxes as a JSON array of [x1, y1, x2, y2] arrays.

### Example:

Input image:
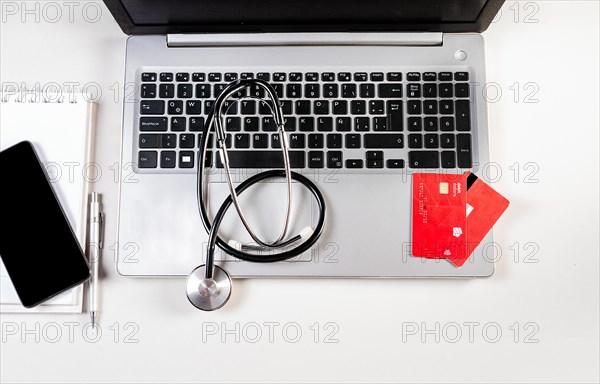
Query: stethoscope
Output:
[[186, 79, 327, 311]]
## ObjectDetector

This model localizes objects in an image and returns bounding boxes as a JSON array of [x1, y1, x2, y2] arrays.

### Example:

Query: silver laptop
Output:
[[104, 0, 504, 277]]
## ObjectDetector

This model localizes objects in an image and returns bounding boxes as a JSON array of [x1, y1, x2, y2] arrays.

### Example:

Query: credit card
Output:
[[411, 173, 468, 259], [446, 172, 510, 267]]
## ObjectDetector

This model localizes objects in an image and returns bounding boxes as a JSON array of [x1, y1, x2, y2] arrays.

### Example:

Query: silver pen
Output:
[[89, 192, 103, 329]]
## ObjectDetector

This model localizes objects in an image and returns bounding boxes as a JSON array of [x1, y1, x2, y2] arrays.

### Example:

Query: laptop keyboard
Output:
[[136, 70, 473, 172]]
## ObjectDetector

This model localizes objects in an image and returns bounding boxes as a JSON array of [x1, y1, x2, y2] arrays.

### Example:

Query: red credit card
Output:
[[446, 172, 510, 267], [412, 173, 468, 259]]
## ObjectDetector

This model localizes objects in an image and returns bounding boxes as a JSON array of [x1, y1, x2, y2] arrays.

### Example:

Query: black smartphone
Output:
[[0, 141, 90, 308]]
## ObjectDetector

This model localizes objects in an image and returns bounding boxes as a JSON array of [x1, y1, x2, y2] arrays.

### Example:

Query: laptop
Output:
[[103, 0, 504, 277]]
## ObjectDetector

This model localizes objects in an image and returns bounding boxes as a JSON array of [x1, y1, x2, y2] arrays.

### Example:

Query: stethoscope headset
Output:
[[186, 79, 327, 311]]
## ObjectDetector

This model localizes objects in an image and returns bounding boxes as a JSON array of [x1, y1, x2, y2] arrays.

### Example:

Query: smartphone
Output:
[[0, 141, 90, 308]]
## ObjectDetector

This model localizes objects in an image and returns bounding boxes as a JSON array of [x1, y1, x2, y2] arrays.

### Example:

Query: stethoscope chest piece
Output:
[[186, 264, 232, 311]]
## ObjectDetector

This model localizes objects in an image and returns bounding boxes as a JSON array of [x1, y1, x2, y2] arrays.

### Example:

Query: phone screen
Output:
[[0, 141, 90, 307]]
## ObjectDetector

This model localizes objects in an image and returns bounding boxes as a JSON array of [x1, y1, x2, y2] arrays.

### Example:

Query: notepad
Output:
[[0, 91, 96, 313]]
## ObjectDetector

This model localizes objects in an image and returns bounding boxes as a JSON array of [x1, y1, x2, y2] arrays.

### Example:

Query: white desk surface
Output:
[[1, 1, 598, 383]]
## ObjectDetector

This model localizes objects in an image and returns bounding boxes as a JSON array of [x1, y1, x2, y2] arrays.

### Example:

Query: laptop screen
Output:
[[104, 0, 504, 34]]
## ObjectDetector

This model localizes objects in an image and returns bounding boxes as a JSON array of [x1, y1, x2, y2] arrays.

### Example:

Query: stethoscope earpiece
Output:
[[186, 264, 232, 311]]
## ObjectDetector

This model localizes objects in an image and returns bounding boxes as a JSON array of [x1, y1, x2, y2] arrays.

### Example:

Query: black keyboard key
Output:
[[199, 150, 213, 167], [407, 100, 421, 115], [387, 72, 402, 82], [441, 151, 456, 168], [359, 83, 375, 98], [327, 133, 342, 148], [284, 117, 297, 132], [387, 100, 403, 132], [250, 85, 265, 98], [423, 72, 436, 82], [262, 117, 277, 132], [141, 84, 156, 98], [240, 72, 253, 80], [141, 73, 156, 82], [224, 73, 238, 82], [423, 100, 437, 115], [208, 73, 221, 82], [407, 72, 420, 81], [439, 100, 454, 115], [273, 72, 286, 81], [258, 100, 271, 115], [195, 84, 211, 98], [440, 117, 454, 131], [287, 83, 302, 98], [138, 151, 157, 168], [139, 134, 159, 148], [289, 72, 302, 81], [192, 73, 205, 82], [168, 100, 183, 115], [423, 83, 437, 98], [160, 150, 176, 168], [364, 134, 404, 148], [378, 83, 403, 98], [346, 159, 364, 168], [317, 117, 333, 131], [351, 100, 366, 115], [440, 134, 455, 148], [407, 84, 421, 98], [424, 117, 438, 131], [214, 83, 227, 98], [367, 159, 384, 169], [159, 84, 174, 98], [177, 84, 193, 98], [179, 133, 195, 148], [336, 117, 351, 132], [366, 151, 383, 160], [373, 117, 387, 131], [253, 133, 269, 148], [342, 84, 356, 98], [305, 72, 318, 81], [456, 100, 471, 131], [308, 151, 324, 168], [272, 84, 284, 98], [141, 100, 165, 115], [160, 134, 176, 148], [386, 159, 404, 169], [439, 83, 453, 98], [409, 151, 439, 168], [354, 72, 368, 81], [296, 100, 311, 115], [408, 117, 422, 131], [244, 117, 259, 131], [345, 134, 361, 149], [175, 73, 189, 82], [140, 117, 167, 131], [225, 117, 241, 132], [408, 134, 422, 148], [354, 117, 370, 131], [323, 84, 338, 98], [370, 72, 384, 82], [369, 100, 385, 115], [321, 72, 335, 81], [179, 151, 195, 168], [160, 73, 173, 82], [304, 84, 321, 99], [299, 117, 314, 131], [241, 100, 256, 114], [256, 72, 270, 81], [456, 134, 472, 168], [170, 117, 186, 131], [314, 100, 329, 115], [271, 134, 282, 148], [308, 134, 324, 148], [186, 100, 201, 115], [289, 133, 305, 148], [189, 117, 204, 132], [327, 151, 343, 168], [454, 72, 469, 81], [281, 100, 293, 115], [455, 83, 470, 98], [424, 134, 439, 148], [438, 72, 452, 81], [337, 72, 351, 81], [234, 133, 250, 148], [332, 100, 347, 114]]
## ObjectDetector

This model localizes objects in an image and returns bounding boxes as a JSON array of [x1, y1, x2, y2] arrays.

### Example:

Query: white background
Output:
[[1, 1, 599, 382]]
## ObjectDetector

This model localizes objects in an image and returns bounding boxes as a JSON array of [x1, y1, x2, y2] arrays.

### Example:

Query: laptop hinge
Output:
[[167, 32, 443, 47]]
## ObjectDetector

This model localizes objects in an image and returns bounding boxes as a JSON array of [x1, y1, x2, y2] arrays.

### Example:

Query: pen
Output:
[[89, 192, 103, 329]]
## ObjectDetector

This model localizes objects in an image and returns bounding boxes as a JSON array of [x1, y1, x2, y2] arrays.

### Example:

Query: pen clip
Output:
[[98, 212, 104, 249]]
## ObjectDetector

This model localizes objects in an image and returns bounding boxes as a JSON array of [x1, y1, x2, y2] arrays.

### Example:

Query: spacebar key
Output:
[[217, 151, 305, 168]]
